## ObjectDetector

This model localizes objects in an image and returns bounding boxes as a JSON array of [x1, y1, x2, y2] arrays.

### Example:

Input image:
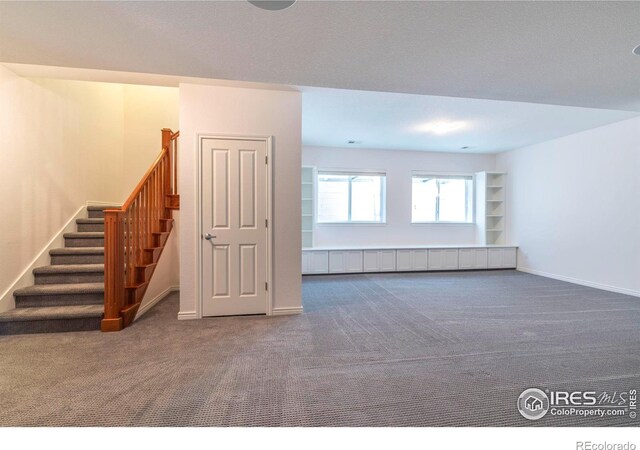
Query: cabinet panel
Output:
[[487, 248, 503, 268], [458, 249, 475, 269], [429, 249, 459, 270], [329, 251, 346, 273], [380, 250, 396, 271], [474, 248, 488, 269], [487, 248, 517, 268], [396, 250, 413, 271], [364, 250, 397, 272], [412, 250, 429, 270], [302, 252, 310, 274], [330, 251, 362, 273], [503, 248, 517, 268], [307, 251, 329, 273], [363, 251, 379, 272], [345, 251, 363, 272]]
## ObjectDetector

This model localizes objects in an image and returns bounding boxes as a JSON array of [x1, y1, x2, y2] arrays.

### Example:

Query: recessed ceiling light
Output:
[[633, 44, 640, 56], [248, 1, 296, 11], [414, 121, 467, 135]]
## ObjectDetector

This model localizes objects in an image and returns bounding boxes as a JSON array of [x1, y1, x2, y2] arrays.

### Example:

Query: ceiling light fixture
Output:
[[248, 1, 296, 11], [414, 120, 467, 135], [633, 44, 640, 56]]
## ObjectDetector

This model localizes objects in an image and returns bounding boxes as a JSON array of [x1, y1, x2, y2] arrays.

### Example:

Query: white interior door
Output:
[[201, 138, 269, 316]]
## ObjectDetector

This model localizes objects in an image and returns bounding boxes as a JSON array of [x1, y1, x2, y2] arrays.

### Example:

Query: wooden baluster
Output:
[[102, 210, 124, 332]]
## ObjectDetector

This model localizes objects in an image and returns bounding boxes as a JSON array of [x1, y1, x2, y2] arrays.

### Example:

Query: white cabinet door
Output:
[[458, 249, 475, 269], [487, 248, 503, 268], [396, 250, 413, 271], [363, 251, 379, 272], [474, 248, 488, 268], [308, 251, 329, 273], [364, 250, 397, 272], [459, 249, 488, 269], [503, 248, 517, 268], [412, 250, 429, 270], [329, 251, 363, 273], [488, 248, 517, 268], [428, 249, 458, 270], [380, 250, 396, 271], [397, 250, 428, 271]]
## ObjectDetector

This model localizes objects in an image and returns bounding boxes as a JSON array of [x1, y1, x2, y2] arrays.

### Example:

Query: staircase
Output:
[[0, 206, 113, 335], [0, 128, 180, 335]]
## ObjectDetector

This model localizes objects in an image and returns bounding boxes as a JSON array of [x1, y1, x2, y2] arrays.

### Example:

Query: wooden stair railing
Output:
[[101, 128, 180, 332]]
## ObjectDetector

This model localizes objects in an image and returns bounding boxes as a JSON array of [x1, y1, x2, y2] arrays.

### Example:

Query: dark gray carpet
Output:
[[0, 270, 638, 426]]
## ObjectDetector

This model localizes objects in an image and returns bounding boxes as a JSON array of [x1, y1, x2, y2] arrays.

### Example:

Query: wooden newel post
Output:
[[101, 210, 125, 332], [162, 128, 173, 199]]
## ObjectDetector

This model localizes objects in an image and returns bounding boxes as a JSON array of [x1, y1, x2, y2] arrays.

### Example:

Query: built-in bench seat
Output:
[[302, 245, 517, 275]]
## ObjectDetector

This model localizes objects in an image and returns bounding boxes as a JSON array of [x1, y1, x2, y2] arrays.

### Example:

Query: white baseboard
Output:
[[0, 204, 87, 314], [517, 267, 640, 298], [271, 306, 304, 316], [135, 285, 179, 321], [178, 310, 198, 320]]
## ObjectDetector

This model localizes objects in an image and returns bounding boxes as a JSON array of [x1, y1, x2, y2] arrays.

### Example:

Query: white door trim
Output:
[[196, 134, 274, 317]]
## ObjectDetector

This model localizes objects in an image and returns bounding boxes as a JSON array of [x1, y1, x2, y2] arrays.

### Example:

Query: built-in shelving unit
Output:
[[476, 171, 507, 245], [301, 166, 315, 248]]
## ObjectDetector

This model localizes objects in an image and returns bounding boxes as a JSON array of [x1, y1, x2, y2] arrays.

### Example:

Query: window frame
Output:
[[316, 170, 387, 225], [411, 173, 474, 224]]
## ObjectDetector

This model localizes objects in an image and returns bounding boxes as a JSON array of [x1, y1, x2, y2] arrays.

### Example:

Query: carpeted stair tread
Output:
[[50, 247, 104, 255], [63, 232, 104, 238], [86, 205, 120, 211], [33, 264, 104, 274], [76, 218, 104, 224], [14, 283, 104, 297], [0, 304, 103, 322]]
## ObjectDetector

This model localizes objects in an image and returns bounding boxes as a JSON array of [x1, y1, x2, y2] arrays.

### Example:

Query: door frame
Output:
[[196, 134, 274, 317]]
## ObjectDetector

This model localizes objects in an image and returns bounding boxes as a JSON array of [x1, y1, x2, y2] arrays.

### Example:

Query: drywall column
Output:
[[178, 83, 302, 318]]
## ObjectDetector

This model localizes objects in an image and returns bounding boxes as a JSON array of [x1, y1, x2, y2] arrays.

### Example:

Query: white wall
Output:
[[0, 65, 180, 312], [496, 116, 640, 296], [303, 146, 496, 247], [178, 83, 302, 318]]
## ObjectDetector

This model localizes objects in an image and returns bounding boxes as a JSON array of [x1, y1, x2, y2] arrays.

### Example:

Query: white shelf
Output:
[[476, 171, 507, 245], [302, 166, 315, 248]]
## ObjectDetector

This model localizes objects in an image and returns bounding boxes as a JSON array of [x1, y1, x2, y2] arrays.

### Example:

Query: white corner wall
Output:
[[303, 146, 496, 247], [178, 83, 302, 318], [496, 116, 640, 296]]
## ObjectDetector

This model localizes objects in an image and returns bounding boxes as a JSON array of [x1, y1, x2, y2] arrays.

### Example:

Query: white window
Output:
[[412, 175, 473, 223], [317, 172, 386, 223]]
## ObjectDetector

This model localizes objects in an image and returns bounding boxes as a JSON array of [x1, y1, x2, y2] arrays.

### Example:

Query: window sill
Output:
[[317, 222, 387, 227], [411, 222, 475, 226]]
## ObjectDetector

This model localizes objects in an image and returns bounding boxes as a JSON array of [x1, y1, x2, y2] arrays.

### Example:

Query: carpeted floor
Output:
[[0, 270, 639, 426]]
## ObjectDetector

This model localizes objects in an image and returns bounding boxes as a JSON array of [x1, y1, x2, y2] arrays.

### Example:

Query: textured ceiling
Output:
[[1, 1, 639, 111], [302, 87, 638, 153]]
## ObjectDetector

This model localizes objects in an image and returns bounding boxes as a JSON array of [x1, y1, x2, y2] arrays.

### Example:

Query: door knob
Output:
[[203, 233, 216, 241]]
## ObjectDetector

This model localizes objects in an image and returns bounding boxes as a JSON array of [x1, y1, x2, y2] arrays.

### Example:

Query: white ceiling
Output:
[[301, 87, 638, 153], [1, 1, 639, 111]]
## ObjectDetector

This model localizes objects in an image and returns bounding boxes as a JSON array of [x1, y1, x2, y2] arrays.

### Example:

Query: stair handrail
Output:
[[101, 129, 179, 331]]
